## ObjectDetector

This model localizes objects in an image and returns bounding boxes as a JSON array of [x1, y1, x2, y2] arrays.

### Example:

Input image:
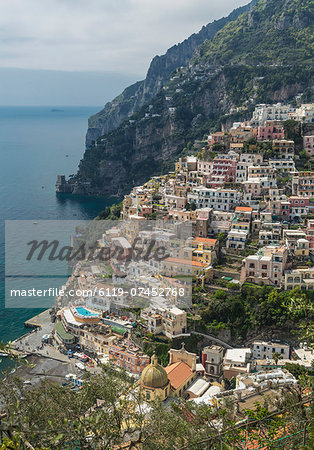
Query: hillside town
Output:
[[1, 0, 314, 446], [11, 103, 314, 429]]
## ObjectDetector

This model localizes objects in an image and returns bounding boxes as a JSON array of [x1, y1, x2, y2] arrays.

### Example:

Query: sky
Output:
[[0, 0, 249, 105]]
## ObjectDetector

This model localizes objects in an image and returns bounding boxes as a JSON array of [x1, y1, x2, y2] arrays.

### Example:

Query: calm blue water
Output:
[[0, 106, 116, 351]]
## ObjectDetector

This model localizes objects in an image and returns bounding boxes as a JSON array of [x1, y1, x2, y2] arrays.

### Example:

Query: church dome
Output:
[[140, 353, 168, 389]]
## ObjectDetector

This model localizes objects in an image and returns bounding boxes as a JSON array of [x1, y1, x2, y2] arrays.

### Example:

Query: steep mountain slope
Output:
[[196, 0, 313, 65], [86, 0, 259, 146], [72, 0, 313, 197]]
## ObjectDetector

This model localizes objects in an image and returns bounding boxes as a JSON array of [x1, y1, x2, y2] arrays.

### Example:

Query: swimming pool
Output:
[[75, 307, 99, 317]]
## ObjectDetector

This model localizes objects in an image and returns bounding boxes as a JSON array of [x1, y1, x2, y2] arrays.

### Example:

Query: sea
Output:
[[0, 106, 116, 370]]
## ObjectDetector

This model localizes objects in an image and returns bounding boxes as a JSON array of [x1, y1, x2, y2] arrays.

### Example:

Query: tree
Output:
[[212, 142, 225, 152], [272, 352, 282, 366], [190, 201, 197, 211], [217, 232, 227, 242], [0, 362, 312, 449], [214, 289, 227, 300]]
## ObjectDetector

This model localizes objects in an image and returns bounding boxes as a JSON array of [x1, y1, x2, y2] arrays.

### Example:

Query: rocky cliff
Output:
[[69, 0, 313, 197], [86, 0, 259, 147]]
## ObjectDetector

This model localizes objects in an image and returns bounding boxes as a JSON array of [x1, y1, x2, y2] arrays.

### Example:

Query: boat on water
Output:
[[0, 352, 8, 357]]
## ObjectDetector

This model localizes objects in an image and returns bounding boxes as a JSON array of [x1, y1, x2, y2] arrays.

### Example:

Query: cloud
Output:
[[0, 0, 249, 76]]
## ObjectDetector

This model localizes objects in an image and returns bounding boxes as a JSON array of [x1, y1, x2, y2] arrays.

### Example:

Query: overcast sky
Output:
[[0, 0, 249, 105]]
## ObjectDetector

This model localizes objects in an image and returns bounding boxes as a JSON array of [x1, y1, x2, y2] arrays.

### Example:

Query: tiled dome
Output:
[[140, 353, 168, 388]]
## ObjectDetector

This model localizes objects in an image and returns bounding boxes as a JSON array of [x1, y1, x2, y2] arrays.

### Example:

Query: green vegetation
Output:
[[197, 0, 314, 66], [96, 202, 122, 220], [285, 362, 314, 380], [143, 340, 170, 366], [198, 285, 314, 339], [0, 361, 312, 449]]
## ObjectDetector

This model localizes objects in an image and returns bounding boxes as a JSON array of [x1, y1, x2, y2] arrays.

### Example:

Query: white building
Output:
[[236, 369, 297, 390], [141, 306, 187, 339], [252, 103, 294, 125], [226, 230, 248, 250], [188, 187, 240, 212], [197, 160, 213, 176], [269, 159, 296, 174], [223, 348, 252, 379], [185, 378, 211, 399], [209, 210, 234, 234], [235, 154, 264, 183], [251, 341, 290, 360], [258, 223, 282, 246], [292, 103, 314, 124]]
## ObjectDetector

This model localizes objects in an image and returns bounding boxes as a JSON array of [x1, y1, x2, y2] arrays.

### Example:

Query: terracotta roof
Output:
[[235, 206, 253, 212], [165, 361, 193, 390], [164, 257, 207, 268], [194, 237, 217, 245]]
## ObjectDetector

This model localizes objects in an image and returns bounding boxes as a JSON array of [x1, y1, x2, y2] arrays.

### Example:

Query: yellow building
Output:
[[136, 190, 146, 205], [285, 267, 314, 290], [161, 257, 213, 280], [122, 195, 133, 218], [139, 354, 170, 401], [79, 328, 116, 357], [295, 238, 310, 259], [192, 237, 218, 265]]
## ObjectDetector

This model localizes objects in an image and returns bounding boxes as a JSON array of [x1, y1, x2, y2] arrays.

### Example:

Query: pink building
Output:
[[289, 196, 309, 219], [280, 201, 291, 219], [304, 135, 314, 157], [208, 132, 225, 145], [257, 122, 284, 141], [211, 156, 237, 184], [306, 220, 314, 250], [140, 205, 153, 216], [241, 245, 288, 287]]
